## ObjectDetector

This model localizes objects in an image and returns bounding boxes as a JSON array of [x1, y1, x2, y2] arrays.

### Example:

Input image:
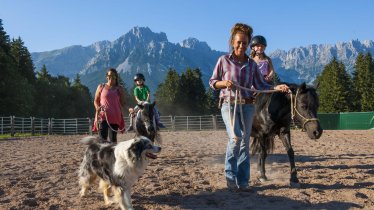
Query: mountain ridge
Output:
[[31, 27, 374, 94]]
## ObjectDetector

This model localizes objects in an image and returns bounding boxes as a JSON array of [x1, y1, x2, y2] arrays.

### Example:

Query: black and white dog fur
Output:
[[79, 135, 161, 210]]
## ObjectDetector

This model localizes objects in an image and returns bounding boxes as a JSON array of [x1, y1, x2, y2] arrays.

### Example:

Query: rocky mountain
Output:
[[32, 27, 224, 95], [270, 39, 374, 84], [31, 27, 374, 95]]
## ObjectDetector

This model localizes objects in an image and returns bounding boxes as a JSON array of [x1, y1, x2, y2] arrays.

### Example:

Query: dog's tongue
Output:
[[146, 153, 157, 159]]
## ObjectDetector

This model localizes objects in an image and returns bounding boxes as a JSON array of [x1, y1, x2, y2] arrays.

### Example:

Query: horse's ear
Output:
[[152, 101, 156, 107], [138, 104, 144, 109], [299, 82, 307, 91]]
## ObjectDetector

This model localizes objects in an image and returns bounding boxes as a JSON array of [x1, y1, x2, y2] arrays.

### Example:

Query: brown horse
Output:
[[251, 83, 322, 187]]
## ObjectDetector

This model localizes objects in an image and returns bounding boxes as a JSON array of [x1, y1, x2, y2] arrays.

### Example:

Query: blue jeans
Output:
[[221, 102, 255, 188]]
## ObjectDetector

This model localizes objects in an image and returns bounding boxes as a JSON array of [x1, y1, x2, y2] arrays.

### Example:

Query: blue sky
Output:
[[1, 0, 373, 53]]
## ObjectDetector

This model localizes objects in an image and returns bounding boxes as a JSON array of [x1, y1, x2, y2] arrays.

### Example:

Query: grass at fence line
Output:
[[0, 133, 47, 139]]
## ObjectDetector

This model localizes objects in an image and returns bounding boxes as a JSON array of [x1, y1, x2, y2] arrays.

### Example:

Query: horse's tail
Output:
[[251, 136, 275, 155]]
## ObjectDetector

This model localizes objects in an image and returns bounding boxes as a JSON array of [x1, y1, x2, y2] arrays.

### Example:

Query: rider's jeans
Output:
[[221, 102, 255, 188]]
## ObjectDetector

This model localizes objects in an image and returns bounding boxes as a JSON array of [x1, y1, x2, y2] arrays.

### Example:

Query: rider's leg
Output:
[[154, 107, 165, 128], [126, 106, 138, 132]]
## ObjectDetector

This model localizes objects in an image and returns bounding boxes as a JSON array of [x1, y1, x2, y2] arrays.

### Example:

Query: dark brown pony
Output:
[[251, 83, 322, 187]]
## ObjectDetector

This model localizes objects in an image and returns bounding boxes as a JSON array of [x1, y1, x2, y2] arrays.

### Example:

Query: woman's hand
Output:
[[215, 80, 234, 89], [274, 84, 289, 92]]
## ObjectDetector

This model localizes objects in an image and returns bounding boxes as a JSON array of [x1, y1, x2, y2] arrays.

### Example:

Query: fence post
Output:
[[200, 116, 202, 130], [75, 118, 78, 134], [88, 118, 92, 135], [1, 117, 3, 135], [212, 115, 217, 130], [48, 118, 51, 135], [21, 117, 24, 133], [171, 116, 175, 131], [187, 116, 189, 131], [31, 117, 35, 136], [11, 116, 15, 137]]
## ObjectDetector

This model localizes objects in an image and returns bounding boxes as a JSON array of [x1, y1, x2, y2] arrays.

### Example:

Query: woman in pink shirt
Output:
[[93, 68, 126, 143]]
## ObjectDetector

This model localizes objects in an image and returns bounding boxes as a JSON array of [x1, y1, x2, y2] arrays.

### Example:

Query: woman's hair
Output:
[[229, 23, 253, 52], [106, 68, 119, 86]]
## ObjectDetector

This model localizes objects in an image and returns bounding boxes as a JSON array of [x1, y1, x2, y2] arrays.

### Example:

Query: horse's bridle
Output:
[[289, 89, 319, 131]]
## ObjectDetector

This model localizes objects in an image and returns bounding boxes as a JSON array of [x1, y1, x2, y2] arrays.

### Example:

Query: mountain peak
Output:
[[125, 26, 168, 42], [180, 37, 211, 51]]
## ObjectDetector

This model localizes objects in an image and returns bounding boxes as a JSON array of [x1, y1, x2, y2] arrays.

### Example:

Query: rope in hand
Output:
[[226, 83, 283, 142]]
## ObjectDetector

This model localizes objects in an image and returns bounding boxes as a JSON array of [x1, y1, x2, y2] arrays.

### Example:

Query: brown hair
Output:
[[106, 68, 120, 86], [229, 23, 253, 52]]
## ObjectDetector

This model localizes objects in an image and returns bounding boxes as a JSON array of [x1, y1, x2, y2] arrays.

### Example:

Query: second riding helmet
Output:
[[134, 73, 145, 81], [250, 35, 267, 48]]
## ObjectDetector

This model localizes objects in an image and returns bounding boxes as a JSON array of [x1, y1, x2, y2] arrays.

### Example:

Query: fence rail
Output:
[[2, 112, 372, 136], [0, 115, 227, 136]]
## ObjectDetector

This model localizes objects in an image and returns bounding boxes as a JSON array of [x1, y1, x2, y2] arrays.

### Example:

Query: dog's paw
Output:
[[79, 189, 87, 197], [104, 198, 115, 205]]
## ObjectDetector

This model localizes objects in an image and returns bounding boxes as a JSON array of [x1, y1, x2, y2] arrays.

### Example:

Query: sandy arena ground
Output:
[[0, 130, 373, 210]]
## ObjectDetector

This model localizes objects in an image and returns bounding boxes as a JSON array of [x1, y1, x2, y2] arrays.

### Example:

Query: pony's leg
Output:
[[258, 137, 268, 182], [278, 128, 300, 187]]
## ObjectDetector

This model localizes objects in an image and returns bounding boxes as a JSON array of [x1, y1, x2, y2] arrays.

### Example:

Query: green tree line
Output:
[[0, 19, 94, 118], [316, 54, 374, 113]]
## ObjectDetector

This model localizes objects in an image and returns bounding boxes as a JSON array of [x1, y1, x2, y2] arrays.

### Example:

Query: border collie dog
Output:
[[79, 136, 161, 210]]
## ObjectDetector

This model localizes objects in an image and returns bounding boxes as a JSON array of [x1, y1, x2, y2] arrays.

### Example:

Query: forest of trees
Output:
[[1, 19, 373, 118], [0, 20, 93, 118], [316, 53, 374, 113]]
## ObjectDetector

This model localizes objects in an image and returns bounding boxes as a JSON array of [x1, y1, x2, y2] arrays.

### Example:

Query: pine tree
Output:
[[205, 88, 220, 114], [0, 19, 35, 116], [0, 19, 13, 115], [10, 37, 36, 84], [179, 68, 207, 115], [316, 58, 353, 113], [353, 53, 374, 111], [71, 74, 94, 117], [155, 69, 180, 115]]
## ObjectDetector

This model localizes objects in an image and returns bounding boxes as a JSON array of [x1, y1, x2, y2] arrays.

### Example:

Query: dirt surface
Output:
[[1, 130, 373, 210]]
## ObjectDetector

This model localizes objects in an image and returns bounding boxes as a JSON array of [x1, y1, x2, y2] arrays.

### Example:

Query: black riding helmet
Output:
[[250, 35, 267, 48], [134, 73, 145, 81]]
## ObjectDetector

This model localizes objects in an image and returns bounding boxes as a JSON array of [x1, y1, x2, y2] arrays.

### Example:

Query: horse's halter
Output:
[[289, 89, 319, 131]]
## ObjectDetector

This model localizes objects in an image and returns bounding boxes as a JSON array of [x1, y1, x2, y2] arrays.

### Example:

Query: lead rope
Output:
[[227, 88, 245, 142], [289, 90, 295, 123], [102, 107, 126, 133]]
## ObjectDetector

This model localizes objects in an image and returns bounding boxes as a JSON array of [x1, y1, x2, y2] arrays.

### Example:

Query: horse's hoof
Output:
[[290, 181, 301, 188]]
